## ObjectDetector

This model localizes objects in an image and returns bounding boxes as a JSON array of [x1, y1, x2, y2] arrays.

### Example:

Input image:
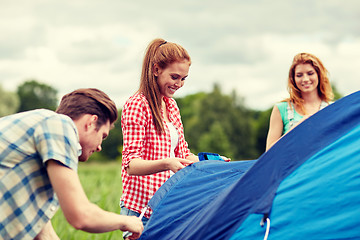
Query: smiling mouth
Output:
[[169, 87, 178, 93], [302, 83, 312, 87]]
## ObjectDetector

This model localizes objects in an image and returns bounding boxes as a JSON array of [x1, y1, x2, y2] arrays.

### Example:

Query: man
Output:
[[0, 88, 143, 240]]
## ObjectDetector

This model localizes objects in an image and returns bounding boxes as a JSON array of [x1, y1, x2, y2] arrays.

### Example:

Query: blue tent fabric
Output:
[[147, 160, 256, 209], [139, 90, 360, 240], [142, 160, 256, 239], [231, 125, 360, 239]]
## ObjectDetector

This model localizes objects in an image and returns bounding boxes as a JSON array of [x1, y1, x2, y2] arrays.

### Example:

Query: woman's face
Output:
[[294, 63, 319, 94], [155, 60, 190, 98]]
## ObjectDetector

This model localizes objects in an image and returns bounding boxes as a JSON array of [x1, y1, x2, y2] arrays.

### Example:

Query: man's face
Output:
[[79, 119, 110, 162]]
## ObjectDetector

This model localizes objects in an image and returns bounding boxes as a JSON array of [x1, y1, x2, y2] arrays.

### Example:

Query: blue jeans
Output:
[[120, 201, 149, 239]]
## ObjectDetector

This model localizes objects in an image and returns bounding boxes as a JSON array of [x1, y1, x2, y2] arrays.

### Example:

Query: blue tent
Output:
[[139, 90, 360, 240]]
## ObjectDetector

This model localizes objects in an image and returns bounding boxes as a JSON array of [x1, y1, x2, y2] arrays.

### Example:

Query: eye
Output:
[[171, 75, 179, 80], [296, 73, 303, 78], [181, 76, 187, 81], [308, 71, 314, 75]]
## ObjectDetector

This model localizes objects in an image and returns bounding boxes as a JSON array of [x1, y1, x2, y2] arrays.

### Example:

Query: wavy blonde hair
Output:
[[286, 53, 334, 114], [139, 38, 191, 133]]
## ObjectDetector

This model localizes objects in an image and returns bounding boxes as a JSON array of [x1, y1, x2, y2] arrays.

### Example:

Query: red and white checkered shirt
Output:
[[120, 93, 192, 218]]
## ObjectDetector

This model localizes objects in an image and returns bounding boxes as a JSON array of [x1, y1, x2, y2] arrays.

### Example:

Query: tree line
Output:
[[0, 80, 343, 161]]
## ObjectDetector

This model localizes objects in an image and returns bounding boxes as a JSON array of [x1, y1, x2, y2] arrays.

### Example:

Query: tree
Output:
[[88, 109, 124, 162], [17, 80, 58, 112], [252, 108, 272, 155], [177, 84, 258, 160], [0, 84, 20, 117], [100, 110, 123, 161], [198, 121, 234, 158], [176, 92, 207, 153]]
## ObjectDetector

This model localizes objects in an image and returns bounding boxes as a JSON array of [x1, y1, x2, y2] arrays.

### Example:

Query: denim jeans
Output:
[[120, 201, 149, 239]]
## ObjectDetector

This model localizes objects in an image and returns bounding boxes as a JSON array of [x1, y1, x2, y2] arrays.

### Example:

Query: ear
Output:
[[153, 63, 160, 77], [85, 115, 98, 130]]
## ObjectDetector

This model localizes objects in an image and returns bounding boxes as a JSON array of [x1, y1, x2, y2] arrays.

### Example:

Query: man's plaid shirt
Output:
[[0, 109, 81, 240]]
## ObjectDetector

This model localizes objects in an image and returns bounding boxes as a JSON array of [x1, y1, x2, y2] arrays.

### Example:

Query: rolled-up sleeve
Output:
[[121, 96, 148, 169]]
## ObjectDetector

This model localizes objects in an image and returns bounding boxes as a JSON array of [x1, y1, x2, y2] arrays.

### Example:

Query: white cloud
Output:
[[0, 0, 359, 111]]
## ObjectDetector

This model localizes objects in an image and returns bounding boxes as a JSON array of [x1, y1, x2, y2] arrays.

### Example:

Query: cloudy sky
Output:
[[0, 0, 359, 110]]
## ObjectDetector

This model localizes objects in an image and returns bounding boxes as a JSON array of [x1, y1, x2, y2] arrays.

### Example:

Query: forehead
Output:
[[165, 60, 190, 73], [295, 63, 315, 73]]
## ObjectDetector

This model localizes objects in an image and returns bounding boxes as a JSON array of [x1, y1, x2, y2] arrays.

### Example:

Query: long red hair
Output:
[[139, 38, 191, 133]]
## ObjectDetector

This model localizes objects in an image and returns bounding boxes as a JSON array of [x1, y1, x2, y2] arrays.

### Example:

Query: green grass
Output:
[[52, 161, 124, 240]]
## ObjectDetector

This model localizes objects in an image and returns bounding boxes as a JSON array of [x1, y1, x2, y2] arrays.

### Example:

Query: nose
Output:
[[96, 145, 102, 152], [303, 74, 310, 81], [175, 79, 184, 88]]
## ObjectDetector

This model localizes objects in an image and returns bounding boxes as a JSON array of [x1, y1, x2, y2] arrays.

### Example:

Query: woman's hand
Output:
[[164, 158, 196, 173], [221, 156, 231, 162]]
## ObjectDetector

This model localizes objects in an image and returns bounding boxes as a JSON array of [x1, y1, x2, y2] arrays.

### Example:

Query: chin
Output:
[[78, 155, 89, 162]]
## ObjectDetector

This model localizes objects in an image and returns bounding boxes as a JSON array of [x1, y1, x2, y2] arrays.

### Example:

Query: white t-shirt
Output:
[[166, 122, 179, 176]]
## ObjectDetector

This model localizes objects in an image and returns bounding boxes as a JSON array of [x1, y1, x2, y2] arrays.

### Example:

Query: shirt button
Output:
[[50, 206, 56, 211]]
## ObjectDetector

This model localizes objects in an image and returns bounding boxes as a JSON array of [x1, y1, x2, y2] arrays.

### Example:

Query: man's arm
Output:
[[34, 221, 60, 240], [46, 160, 143, 236]]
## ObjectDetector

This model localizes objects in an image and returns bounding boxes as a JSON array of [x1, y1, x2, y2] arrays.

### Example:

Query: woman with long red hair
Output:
[[266, 53, 334, 151], [119, 38, 199, 239]]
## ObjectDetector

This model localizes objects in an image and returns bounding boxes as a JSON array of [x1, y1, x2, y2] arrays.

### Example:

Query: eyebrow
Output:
[[296, 70, 314, 74]]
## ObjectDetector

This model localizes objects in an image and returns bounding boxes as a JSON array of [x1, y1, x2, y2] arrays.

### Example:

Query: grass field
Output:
[[52, 161, 124, 240]]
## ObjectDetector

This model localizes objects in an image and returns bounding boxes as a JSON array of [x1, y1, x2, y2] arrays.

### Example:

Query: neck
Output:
[[301, 92, 323, 115], [302, 91, 321, 104]]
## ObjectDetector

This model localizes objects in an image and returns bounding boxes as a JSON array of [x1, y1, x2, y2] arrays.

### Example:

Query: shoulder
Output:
[[37, 110, 75, 128], [122, 93, 152, 123], [36, 111, 77, 137], [2, 109, 73, 128], [28, 109, 71, 121], [275, 101, 289, 109], [123, 93, 150, 111], [275, 101, 291, 114], [273, 101, 292, 122], [20, 110, 78, 140], [321, 100, 333, 109]]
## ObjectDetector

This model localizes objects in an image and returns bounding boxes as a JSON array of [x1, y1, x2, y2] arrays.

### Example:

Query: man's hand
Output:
[[121, 216, 144, 239]]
